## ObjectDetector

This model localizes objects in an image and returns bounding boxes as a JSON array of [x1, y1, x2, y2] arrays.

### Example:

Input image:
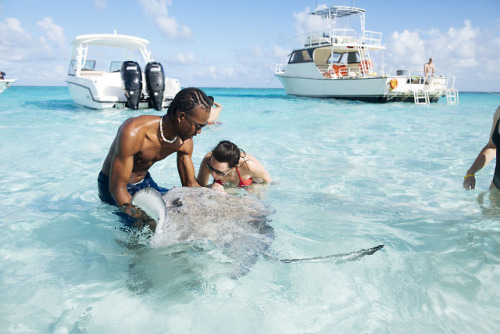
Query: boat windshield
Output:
[[327, 52, 360, 65], [288, 49, 314, 64], [109, 61, 124, 72], [68, 60, 96, 75]]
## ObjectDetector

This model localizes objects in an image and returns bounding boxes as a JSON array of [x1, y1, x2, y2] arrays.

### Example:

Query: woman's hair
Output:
[[212, 140, 245, 168], [166, 87, 213, 120]]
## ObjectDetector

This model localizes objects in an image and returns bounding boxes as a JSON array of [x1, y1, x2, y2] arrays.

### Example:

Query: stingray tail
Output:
[[278, 245, 384, 264]]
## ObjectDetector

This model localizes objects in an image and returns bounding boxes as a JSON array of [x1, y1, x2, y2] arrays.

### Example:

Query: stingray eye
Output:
[[172, 198, 183, 207]]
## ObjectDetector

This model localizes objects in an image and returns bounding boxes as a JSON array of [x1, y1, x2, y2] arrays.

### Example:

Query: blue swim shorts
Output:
[[97, 171, 169, 206]]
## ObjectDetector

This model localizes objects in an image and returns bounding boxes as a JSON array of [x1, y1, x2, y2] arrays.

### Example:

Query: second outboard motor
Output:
[[145, 62, 165, 110], [120, 61, 142, 109]]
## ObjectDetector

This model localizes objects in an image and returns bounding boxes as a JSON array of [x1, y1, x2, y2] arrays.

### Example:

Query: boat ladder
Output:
[[446, 88, 459, 104], [413, 90, 429, 105]]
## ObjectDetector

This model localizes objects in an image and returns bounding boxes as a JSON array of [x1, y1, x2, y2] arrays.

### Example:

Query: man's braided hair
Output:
[[166, 87, 213, 121]]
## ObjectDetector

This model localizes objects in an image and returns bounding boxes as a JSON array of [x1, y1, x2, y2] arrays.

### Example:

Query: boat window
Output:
[[110, 61, 124, 72], [288, 49, 313, 64], [347, 52, 361, 64], [67, 60, 96, 75], [82, 60, 96, 70], [327, 53, 344, 64]]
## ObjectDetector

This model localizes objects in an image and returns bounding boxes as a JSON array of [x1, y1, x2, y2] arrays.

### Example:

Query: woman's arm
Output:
[[196, 152, 213, 186], [463, 106, 500, 189]]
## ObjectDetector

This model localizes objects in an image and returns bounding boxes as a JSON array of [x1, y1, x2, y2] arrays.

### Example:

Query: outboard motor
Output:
[[145, 62, 165, 110], [120, 61, 142, 109]]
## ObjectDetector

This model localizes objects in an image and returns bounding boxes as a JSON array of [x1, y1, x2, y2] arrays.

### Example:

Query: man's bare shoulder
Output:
[[122, 115, 159, 127], [120, 115, 160, 135]]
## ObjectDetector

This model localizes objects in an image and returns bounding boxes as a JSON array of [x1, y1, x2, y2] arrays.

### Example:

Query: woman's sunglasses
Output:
[[206, 161, 231, 176]]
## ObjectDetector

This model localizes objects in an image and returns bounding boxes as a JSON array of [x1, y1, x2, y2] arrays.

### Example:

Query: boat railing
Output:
[[302, 28, 358, 46], [362, 31, 383, 47], [275, 63, 285, 74]]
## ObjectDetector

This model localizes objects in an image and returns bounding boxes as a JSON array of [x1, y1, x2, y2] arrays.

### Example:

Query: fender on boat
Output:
[[145, 62, 165, 110], [120, 61, 142, 109]]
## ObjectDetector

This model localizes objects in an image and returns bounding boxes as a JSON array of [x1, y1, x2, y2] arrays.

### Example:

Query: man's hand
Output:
[[120, 203, 156, 230]]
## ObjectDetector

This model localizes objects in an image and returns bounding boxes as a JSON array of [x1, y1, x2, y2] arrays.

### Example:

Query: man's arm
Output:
[[109, 122, 142, 206], [177, 139, 201, 187]]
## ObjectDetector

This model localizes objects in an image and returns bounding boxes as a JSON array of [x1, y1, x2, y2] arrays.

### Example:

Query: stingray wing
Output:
[[131, 188, 167, 234]]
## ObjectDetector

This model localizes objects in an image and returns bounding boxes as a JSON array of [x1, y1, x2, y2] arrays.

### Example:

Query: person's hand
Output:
[[463, 175, 476, 190], [120, 203, 156, 230], [210, 182, 227, 195]]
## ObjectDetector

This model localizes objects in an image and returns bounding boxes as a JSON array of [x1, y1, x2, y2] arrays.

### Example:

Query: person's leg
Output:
[[97, 172, 117, 205]]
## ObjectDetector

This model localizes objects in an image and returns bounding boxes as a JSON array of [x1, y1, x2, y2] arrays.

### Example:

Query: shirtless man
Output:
[[424, 58, 435, 79], [98, 87, 213, 219]]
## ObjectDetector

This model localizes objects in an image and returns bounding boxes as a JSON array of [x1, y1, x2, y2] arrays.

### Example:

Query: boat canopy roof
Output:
[[311, 6, 365, 19], [71, 33, 150, 49]]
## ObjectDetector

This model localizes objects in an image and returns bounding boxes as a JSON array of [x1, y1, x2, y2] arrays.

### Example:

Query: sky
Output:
[[0, 0, 499, 91]]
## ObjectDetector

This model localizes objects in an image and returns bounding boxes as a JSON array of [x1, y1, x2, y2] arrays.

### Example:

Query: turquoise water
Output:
[[1, 86, 500, 332]]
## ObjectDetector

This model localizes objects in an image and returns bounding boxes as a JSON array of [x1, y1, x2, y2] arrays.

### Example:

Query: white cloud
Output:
[[37, 17, 65, 52], [138, 0, 192, 41], [387, 20, 482, 72], [0, 17, 33, 48], [0, 16, 67, 84], [250, 46, 262, 57], [272, 45, 289, 59], [94, 0, 107, 11], [171, 52, 195, 65], [293, 5, 327, 42], [382, 20, 500, 91]]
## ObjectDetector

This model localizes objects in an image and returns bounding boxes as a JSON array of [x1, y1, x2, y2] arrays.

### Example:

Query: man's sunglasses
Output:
[[206, 161, 231, 176], [184, 112, 208, 131]]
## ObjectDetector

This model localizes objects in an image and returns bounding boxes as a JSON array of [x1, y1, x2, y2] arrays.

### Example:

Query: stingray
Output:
[[131, 187, 384, 275]]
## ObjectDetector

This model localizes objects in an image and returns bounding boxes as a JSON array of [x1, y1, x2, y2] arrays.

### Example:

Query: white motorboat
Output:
[[275, 6, 458, 104], [66, 33, 181, 110], [0, 73, 16, 93]]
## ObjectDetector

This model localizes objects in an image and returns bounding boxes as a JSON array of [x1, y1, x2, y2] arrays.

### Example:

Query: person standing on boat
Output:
[[424, 58, 435, 80], [463, 106, 500, 190], [98, 87, 213, 220]]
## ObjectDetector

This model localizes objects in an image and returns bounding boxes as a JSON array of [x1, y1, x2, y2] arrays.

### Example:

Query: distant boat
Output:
[[66, 33, 181, 110], [275, 6, 458, 104], [0, 71, 16, 93]]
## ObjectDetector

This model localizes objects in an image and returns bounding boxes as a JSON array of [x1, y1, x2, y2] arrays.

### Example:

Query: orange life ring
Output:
[[359, 59, 373, 74], [390, 78, 398, 90]]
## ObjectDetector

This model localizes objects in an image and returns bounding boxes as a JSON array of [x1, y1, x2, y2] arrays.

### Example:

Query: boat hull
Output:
[[66, 74, 180, 110], [275, 74, 444, 103], [0, 79, 16, 93]]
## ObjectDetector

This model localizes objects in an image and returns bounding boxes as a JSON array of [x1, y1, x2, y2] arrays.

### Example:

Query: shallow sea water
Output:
[[1, 86, 500, 333]]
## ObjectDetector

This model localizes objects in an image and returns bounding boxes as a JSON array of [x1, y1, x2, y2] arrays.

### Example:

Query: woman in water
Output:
[[464, 106, 500, 190], [197, 140, 272, 188]]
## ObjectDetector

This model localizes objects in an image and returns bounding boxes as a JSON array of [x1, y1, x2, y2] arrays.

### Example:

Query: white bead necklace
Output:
[[159, 116, 177, 144]]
